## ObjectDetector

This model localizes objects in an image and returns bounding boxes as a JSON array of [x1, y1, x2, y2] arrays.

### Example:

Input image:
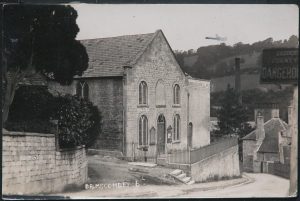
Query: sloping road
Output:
[[57, 173, 290, 198], [179, 173, 290, 198]]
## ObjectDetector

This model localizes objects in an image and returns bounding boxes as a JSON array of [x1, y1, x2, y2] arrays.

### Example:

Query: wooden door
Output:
[[157, 114, 166, 154]]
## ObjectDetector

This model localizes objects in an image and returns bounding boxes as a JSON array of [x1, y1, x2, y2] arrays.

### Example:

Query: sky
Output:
[[72, 4, 299, 51]]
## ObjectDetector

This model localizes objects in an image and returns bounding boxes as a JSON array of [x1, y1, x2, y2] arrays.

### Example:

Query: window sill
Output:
[[172, 104, 181, 108], [172, 140, 181, 144], [156, 105, 166, 108], [137, 104, 149, 108]]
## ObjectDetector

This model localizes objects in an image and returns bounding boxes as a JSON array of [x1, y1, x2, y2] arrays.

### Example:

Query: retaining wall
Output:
[[190, 145, 240, 182], [2, 131, 88, 195]]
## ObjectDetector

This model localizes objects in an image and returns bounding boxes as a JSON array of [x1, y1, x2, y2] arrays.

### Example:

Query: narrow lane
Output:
[[59, 173, 290, 198], [179, 173, 289, 198]]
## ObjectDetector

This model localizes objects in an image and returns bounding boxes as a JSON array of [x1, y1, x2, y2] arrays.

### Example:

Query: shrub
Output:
[[5, 86, 56, 133], [51, 95, 101, 148], [6, 86, 101, 149], [7, 85, 55, 122]]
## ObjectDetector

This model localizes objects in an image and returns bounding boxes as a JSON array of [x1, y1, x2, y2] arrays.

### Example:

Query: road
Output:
[[58, 173, 290, 198]]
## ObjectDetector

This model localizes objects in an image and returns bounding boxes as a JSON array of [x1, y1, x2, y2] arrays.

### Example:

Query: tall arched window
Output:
[[76, 81, 89, 100], [173, 84, 180, 104], [173, 114, 180, 141], [83, 82, 89, 100], [156, 81, 166, 106], [76, 81, 82, 97], [139, 81, 148, 105], [139, 115, 148, 146]]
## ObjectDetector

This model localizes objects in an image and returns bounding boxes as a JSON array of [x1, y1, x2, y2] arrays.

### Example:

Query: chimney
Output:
[[288, 106, 293, 125], [256, 114, 265, 140], [235, 58, 242, 104]]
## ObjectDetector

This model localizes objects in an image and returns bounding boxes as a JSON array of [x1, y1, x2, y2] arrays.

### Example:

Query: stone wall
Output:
[[190, 145, 240, 182], [187, 78, 210, 148], [2, 131, 88, 195], [242, 139, 256, 172], [48, 78, 124, 151], [125, 31, 189, 158]]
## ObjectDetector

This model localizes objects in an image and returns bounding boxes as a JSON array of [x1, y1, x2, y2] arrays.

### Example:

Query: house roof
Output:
[[242, 118, 288, 153], [7, 72, 47, 86], [77, 31, 158, 78]]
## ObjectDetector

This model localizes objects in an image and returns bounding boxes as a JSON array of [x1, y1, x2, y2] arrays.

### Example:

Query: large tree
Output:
[[2, 5, 88, 124], [216, 85, 252, 138]]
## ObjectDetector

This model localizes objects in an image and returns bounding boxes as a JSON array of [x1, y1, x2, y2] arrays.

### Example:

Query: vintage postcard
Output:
[[1, 2, 299, 199]]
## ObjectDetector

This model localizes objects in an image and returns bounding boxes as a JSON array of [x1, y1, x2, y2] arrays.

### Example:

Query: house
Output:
[[48, 30, 210, 160], [242, 107, 290, 172]]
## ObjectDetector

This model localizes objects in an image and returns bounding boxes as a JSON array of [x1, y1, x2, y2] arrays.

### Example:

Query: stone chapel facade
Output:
[[48, 30, 210, 159]]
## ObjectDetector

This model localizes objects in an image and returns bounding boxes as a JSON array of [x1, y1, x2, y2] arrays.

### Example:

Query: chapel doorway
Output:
[[157, 114, 166, 154]]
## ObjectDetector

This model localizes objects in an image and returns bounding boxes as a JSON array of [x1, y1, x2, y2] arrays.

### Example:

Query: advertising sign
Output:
[[261, 48, 298, 84]]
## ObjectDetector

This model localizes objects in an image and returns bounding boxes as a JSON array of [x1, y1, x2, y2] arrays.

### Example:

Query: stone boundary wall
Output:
[[267, 162, 290, 179], [2, 131, 88, 195], [190, 145, 240, 182]]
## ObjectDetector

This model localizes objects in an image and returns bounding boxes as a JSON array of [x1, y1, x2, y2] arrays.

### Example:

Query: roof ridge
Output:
[[79, 32, 156, 42]]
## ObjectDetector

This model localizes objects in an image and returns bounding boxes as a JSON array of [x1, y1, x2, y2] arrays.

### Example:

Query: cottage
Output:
[[242, 108, 290, 172], [48, 30, 210, 160]]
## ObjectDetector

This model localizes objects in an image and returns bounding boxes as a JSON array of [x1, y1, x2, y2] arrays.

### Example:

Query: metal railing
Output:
[[128, 137, 238, 165]]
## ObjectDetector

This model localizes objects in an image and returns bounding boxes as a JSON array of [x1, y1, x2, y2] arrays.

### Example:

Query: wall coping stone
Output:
[[3, 130, 55, 138], [57, 145, 86, 152]]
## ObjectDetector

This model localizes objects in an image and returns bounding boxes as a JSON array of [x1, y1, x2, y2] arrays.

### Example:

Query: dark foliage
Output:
[[51, 95, 102, 148], [7, 86, 55, 121], [5, 86, 101, 149], [3, 5, 89, 85], [216, 85, 253, 138], [211, 86, 294, 122]]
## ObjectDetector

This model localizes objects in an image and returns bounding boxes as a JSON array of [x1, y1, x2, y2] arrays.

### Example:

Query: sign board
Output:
[[260, 48, 298, 84]]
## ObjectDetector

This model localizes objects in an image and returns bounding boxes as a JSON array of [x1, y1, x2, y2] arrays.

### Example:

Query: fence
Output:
[[127, 137, 238, 165], [167, 137, 238, 164]]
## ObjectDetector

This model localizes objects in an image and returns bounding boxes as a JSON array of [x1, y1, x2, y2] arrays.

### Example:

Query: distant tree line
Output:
[[174, 35, 298, 79]]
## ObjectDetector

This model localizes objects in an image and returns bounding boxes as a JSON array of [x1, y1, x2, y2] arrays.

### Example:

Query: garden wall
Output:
[[2, 130, 88, 195]]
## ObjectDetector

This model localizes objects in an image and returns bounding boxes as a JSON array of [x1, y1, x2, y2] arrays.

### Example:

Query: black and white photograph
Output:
[[1, 2, 299, 199]]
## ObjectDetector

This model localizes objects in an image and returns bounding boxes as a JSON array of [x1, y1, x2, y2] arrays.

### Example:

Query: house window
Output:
[[139, 115, 148, 146], [139, 81, 148, 105], [156, 81, 166, 106], [76, 81, 89, 100], [173, 84, 180, 104], [173, 114, 180, 141]]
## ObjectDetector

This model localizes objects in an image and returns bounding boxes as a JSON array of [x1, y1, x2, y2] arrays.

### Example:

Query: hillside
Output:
[[175, 35, 298, 92]]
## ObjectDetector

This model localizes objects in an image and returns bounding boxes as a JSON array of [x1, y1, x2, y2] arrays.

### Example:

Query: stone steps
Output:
[[169, 169, 195, 185]]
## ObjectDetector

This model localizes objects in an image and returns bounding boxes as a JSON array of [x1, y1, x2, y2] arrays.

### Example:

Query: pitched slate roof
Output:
[[77, 31, 158, 78], [242, 118, 288, 153]]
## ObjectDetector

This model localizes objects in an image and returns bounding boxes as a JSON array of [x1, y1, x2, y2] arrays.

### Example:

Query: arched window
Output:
[[139, 81, 148, 105], [76, 81, 82, 97], [173, 84, 180, 104], [139, 115, 148, 146], [156, 81, 166, 106], [76, 81, 89, 100], [173, 114, 180, 141], [83, 82, 89, 100]]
